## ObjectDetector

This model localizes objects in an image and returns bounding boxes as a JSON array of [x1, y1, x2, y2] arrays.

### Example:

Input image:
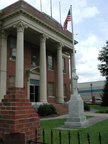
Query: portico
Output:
[[0, 0, 75, 104]]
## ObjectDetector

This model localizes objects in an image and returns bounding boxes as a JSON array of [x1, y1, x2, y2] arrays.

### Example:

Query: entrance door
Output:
[[30, 79, 40, 103], [35, 85, 39, 102], [30, 85, 39, 102]]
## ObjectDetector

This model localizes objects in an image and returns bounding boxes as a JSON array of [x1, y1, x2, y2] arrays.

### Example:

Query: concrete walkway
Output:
[[40, 108, 108, 128], [83, 108, 108, 128]]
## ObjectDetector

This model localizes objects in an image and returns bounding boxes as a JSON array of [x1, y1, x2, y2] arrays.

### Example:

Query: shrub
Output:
[[37, 104, 57, 117], [104, 109, 108, 113], [49, 104, 56, 114], [84, 102, 90, 111], [96, 110, 104, 113]]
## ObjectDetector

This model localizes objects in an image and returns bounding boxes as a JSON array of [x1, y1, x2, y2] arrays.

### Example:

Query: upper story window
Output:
[[31, 49, 39, 67], [62, 58, 66, 73], [48, 55, 54, 70], [10, 37, 16, 61]]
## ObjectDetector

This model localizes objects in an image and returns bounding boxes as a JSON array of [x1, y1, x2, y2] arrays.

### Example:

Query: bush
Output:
[[84, 102, 90, 111], [96, 110, 104, 113], [104, 109, 108, 113], [37, 104, 57, 117]]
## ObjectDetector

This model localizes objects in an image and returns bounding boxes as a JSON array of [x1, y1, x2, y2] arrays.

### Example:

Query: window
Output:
[[48, 55, 54, 70], [10, 37, 16, 60], [48, 82, 54, 96], [62, 58, 66, 73], [31, 49, 39, 66], [9, 76, 15, 88]]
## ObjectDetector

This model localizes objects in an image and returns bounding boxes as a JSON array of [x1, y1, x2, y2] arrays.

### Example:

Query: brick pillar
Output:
[[0, 88, 40, 144]]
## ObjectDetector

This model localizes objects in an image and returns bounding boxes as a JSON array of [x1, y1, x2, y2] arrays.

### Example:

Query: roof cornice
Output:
[[0, 0, 77, 44]]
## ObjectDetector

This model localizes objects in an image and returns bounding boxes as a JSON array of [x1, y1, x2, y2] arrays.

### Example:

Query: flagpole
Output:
[[59, 1, 61, 24], [50, 0, 52, 17], [40, 0, 42, 12], [70, 5, 76, 69], [70, 5, 77, 95]]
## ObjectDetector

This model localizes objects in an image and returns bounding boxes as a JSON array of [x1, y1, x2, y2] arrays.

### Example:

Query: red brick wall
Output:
[[52, 103, 68, 115]]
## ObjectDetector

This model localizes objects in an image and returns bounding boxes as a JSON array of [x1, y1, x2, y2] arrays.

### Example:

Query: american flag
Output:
[[63, 9, 71, 30]]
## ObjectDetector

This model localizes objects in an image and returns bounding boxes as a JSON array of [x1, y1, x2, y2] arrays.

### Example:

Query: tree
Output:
[[98, 41, 108, 106], [101, 81, 108, 106]]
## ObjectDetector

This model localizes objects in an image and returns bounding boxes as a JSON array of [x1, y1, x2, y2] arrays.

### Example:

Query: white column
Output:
[[0, 30, 7, 100], [15, 22, 24, 88], [56, 43, 64, 103], [39, 34, 47, 103]]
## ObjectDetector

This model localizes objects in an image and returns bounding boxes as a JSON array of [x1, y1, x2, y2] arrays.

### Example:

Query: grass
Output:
[[89, 105, 108, 112], [40, 117, 108, 144]]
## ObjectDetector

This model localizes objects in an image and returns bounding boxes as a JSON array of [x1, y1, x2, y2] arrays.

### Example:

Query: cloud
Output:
[[0, 0, 17, 9], [82, 6, 100, 18], [75, 35, 105, 82], [74, 6, 100, 24], [99, 19, 108, 39], [80, 35, 97, 46]]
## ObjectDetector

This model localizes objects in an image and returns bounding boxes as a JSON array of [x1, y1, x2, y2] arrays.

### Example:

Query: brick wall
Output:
[[0, 88, 40, 143], [52, 103, 68, 115]]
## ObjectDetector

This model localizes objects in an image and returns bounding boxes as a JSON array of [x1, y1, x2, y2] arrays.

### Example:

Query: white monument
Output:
[[64, 5, 89, 127], [64, 68, 89, 127]]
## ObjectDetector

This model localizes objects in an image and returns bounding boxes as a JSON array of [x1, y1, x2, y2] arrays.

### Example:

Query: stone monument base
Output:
[[65, 118, 89, 127], [64, 94, 89, 127]]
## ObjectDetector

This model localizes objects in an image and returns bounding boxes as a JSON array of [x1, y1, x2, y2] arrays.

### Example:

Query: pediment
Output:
[[26, 66, 40, 75]]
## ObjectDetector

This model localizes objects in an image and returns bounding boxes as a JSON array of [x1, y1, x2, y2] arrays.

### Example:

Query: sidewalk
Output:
[[40, 108, 108, 128]]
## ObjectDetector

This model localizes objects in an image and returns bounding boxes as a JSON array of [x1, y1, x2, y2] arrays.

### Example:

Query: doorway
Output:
[[30, 85, 40, 102], [30, 79, 40, 102]]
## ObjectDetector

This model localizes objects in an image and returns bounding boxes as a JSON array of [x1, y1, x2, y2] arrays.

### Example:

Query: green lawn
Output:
[[40, 118, 108, 144], [90, 105, 108, 112]]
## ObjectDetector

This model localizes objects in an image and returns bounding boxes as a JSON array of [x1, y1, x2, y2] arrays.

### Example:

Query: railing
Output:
[[0, 129, 102, 144], [29, 129, 102, 144]]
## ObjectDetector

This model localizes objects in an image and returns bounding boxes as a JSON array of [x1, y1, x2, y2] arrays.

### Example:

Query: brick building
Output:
[[0, 0, 77, 105]]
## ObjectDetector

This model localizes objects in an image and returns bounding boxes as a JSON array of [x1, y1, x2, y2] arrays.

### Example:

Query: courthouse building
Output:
[[0, 0, 76, 104]]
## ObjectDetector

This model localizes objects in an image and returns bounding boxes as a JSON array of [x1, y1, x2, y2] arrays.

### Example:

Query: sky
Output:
[[0, 0, 107, 83]]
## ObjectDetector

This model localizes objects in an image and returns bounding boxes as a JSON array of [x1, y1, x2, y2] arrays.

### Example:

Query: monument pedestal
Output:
[[64, 94, 89, 127]]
